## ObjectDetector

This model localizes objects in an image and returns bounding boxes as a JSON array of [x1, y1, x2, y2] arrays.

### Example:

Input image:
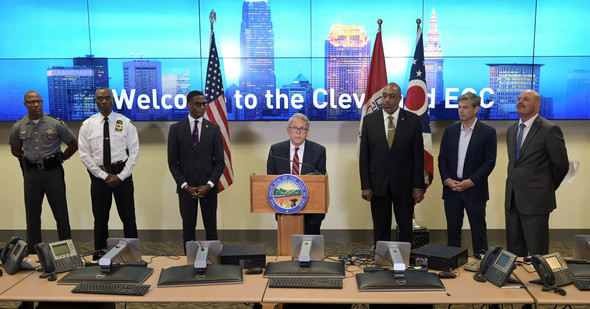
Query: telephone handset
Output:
[[479, 245, 517, 287], [530, 252, 575, 288], [35, 239, 84, 277], [1, 236, 28, 275]]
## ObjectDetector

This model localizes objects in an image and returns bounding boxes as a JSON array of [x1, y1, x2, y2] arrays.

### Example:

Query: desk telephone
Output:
[[1, 236, 29, 275], [530, 252, 575, 290], [35, 239, 84, 279], [479, 245, 517, 287]]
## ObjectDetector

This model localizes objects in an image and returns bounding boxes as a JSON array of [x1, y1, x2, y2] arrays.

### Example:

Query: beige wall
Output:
[[1, 118, 588, 231]]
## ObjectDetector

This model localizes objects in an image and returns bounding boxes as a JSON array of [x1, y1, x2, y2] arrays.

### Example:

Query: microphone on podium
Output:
[[269, 150, 323, 175]]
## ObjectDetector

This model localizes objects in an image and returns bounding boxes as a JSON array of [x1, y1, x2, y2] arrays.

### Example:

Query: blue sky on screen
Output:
[[0, 0, 588, 120]]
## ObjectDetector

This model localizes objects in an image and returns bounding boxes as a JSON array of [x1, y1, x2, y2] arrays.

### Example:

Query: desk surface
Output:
[[513, 262, 590, 305], [0, 255, 274, 303], [262, 257, 533, 305], [0, 257, 36, 295]]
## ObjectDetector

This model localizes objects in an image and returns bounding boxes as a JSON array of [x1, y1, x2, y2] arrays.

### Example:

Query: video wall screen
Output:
[[1, 0, 588, 121]]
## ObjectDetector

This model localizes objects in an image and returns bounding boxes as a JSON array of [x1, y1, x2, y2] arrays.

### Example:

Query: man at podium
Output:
[[267, 113, 327, 234]]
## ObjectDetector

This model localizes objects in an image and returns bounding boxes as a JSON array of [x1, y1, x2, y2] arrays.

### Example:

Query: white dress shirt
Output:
[[457, 119, 477, 179], [517, 113, 539, 149], [78, 112, 139, 181]]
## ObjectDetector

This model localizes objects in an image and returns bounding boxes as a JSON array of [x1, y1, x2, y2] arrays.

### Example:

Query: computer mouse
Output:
[[437, 271, 457, 279], [245, 267, 263, 275]]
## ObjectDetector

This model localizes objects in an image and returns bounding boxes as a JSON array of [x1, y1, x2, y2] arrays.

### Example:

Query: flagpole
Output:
[[210, 10, 216, 32], [412, 17, 427, 231]]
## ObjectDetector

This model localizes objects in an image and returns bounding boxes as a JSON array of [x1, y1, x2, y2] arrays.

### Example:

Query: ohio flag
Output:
[[404, 22, 434, 188]]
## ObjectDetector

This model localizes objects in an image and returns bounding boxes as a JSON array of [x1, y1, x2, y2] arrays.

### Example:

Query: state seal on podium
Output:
[[267, 175, 308, 214]]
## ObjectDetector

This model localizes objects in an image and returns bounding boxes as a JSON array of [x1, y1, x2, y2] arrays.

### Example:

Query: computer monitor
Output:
[[185, 240, 222, 270], [572, 235, 590, 261], [99, 238, 142, 272], [58, 265, 153, 285], [106, 238, 142, 261], [375, 241, 411, 274], [157, 264, 243, 287], [264, 234, 345, 278], [290, 234, 324, 263], [355, 270, 445, 292], [157, 240, 242, 287]]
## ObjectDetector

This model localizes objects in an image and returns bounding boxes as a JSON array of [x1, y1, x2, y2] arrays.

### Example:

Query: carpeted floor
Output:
[[0, 239, 586, 309]]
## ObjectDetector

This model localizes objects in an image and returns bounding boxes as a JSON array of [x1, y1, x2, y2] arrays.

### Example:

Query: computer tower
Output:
[[220, 244, 266, 269]]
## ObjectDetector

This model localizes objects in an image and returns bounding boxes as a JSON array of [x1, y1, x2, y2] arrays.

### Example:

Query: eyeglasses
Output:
[[25, 100, 43, 105], [288, 126, 309, 133], [191, 102, 208, 108]]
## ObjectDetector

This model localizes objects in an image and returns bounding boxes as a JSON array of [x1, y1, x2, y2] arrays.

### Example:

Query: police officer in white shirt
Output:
[[78, 87, 139, 251]]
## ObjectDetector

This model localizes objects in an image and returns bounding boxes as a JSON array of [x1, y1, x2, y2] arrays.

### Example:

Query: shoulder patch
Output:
[[47, 114, 66, 125]]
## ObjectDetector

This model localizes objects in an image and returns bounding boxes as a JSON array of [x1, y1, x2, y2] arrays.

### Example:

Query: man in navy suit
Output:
[[359, 83, 425, 244], [438, 93, 496, 256], [505, 90, 569, 256], [267, 113, 327, 234], [168, 91, 225, 248]]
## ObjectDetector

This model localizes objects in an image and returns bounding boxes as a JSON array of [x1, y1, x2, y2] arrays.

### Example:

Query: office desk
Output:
[[513, 262, 590, 305], [262, 257, 534, 305], [0, 257, 36, 295], [0, 256, 275, 304]]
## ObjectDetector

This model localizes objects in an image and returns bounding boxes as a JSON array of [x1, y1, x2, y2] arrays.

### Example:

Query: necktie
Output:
[[387, 115, 395, 149], [515, 123, 526, 159], [103, 117, 111, 169], [192, 120, 199, 151], [292, 147, 300, 175]]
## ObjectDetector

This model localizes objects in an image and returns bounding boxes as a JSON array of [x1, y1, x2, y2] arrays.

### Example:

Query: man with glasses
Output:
[[79, 87, 139, 251], [267, 113, 327, 234], [9, 91, 77, 250], [168, 90, 225, 249]]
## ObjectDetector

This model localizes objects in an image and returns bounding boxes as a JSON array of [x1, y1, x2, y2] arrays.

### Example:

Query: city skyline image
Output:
[[0, 0, 588, 121]]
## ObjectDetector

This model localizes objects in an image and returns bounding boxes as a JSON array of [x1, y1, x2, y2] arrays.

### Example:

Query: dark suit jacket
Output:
[[505, 115, 569, 215], [167, 117, 225, 194], [267, 140, 326, 175], [438, 120, 497, 202], [359, 109, 424, 196]]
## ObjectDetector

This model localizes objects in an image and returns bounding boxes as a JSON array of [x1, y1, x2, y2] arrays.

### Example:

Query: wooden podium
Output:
[[250, 174, 329, 256]]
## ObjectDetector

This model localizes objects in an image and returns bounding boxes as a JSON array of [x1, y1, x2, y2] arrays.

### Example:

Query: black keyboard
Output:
[[72, 282, 151, 296], [574, 280, 590, 291], [268, 277, 343, 289]]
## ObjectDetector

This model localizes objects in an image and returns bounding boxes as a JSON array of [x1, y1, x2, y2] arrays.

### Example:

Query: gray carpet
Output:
[[0, 239, 585, 309]]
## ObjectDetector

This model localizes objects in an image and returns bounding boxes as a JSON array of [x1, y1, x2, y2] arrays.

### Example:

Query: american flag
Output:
[[204, 32, 234, 192], [357, 26, 387, 157], [404, 21, 434, 188]]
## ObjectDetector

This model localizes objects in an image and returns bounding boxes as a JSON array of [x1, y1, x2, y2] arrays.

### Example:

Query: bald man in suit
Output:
[[505, 90, 569, 256], [359, 82, 425, 244]]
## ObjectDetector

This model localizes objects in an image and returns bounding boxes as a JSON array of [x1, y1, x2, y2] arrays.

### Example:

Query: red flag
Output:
[[204, 32, 234, 192], [404, 22, 434, 188], [357, 27, 388, 156]]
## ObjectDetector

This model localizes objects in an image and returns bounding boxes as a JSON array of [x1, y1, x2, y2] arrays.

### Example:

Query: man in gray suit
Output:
[[168, 91, 225, 248], [505, 89, 569, 256]]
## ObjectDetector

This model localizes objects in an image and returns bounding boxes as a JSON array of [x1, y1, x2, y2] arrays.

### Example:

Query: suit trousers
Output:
[[23, 165, 71, 249], [505, 191, 550, 256], [370, 188, 414, 244], [89, 172, 138, 250], [178, 190, 218, 250], [443, 195, 488, 255]]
